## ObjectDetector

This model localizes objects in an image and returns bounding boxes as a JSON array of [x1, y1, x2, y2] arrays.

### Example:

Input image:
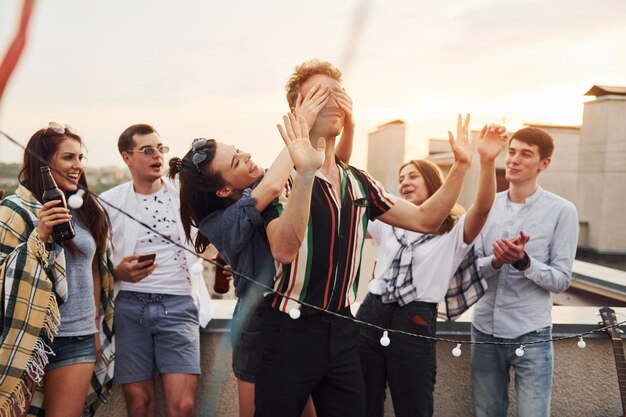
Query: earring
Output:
[[217, 188, 233, 198]]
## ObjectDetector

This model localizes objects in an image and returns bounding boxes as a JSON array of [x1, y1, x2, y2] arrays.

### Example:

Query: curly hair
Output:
[[285, 58, 342, 108]]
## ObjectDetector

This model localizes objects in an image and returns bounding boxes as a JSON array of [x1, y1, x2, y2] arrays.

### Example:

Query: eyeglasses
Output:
[[191, 138, 210, 170], [126, 145, 170, 156], [47, 121, 78, 135]]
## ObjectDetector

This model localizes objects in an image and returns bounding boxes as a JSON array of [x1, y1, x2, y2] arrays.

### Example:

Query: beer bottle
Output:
[[40, 166, 76, 242], [213, 255, 230, 294]]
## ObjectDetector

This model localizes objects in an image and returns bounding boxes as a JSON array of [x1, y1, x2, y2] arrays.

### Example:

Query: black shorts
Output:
[[231, 300, 265, 383]]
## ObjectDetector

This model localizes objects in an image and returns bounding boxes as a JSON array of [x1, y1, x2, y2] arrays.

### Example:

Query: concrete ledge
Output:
[[96, 302, 626, 416]]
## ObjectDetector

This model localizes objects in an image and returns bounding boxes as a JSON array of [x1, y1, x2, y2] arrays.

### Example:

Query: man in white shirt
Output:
[[471, 127, 579, 417], [101, 124, 211, 417]]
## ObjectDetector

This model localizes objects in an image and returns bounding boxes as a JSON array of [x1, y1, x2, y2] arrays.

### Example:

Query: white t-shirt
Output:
[[118, 186, 191, 295], [368, 215, 473, 303]]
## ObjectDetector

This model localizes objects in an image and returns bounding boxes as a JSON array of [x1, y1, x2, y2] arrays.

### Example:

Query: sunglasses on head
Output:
[[46, 121, 78, 136], [126, 145, 170, 156], [191, 138, 210, 170]]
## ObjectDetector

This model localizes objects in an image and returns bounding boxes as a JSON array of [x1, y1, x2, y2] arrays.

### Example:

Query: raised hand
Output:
[[294, 83, 330, 131], [448, 113, 473, 166], [277, 113, 325, 174], [477, 123, 508, 162]]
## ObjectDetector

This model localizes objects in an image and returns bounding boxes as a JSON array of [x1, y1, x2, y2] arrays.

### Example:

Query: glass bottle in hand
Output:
[[41, 166, 76, 242], [213, 255, 230, 294]]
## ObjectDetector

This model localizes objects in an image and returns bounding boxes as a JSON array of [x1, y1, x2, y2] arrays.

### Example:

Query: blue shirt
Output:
[[199, 186, 275, 298], [472, 187, 579, 339]]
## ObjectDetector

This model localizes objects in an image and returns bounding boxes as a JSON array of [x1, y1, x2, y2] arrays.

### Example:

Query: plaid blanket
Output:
[[0, 186, 115, 417]]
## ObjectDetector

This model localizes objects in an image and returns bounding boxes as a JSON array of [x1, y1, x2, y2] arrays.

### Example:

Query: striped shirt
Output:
[[263, 161, 397, 315]]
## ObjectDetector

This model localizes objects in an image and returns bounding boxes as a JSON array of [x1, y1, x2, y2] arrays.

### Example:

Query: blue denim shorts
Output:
[[46, 334, 97, 370], [114, 291, 201, 384]]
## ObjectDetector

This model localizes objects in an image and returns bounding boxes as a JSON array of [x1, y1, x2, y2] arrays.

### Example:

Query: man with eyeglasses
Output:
[[100, 123, 211, 417]]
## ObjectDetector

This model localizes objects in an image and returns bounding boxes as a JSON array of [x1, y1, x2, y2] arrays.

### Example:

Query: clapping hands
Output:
[[492, 231, 531, 269]]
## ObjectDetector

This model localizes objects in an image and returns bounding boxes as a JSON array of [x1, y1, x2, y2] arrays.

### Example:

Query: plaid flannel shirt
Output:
[[443, 246, 486, 321], [380, 229, 434, 306], [0, 186, 115, 417], [379, 226, 486, 320]]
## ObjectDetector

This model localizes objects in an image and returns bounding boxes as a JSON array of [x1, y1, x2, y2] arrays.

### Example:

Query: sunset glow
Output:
[[1, 0, 625, 169]]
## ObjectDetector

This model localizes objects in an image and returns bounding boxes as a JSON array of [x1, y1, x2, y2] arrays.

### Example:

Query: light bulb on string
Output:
[[68, 189, 86, 209], [190, 258, 204, 275], [452, 343, 462, 357], [380, 331, 390, 347], [577, 336, 586, 349], [515, 345, 525, 357], [289, 308, 301, 320]]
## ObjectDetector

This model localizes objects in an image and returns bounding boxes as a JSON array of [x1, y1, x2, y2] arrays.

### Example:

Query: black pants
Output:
[[254, 307, 365, 417], [356, 294, 438, 417]]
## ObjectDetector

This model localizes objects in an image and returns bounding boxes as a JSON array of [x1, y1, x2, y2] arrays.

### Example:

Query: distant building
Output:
[[424, 84, 626, 259], [427, 138, 451, 155], [576, 86, 626, 256], [366, 120, 406, 192], [363, 87, 626, 306]]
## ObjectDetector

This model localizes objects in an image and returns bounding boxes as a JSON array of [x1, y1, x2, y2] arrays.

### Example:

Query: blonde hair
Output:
[[399, 159, 465, 235], [285, 59, 342, 108]]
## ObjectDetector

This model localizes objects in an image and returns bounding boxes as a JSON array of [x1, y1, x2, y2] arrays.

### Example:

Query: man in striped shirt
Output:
[[254, 59, 475, 417]]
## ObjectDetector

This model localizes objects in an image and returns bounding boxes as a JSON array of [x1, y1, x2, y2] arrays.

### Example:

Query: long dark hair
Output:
[[399, 159, 465, 235], [168, 139, 229, 253], [18, 127, 110, 253]]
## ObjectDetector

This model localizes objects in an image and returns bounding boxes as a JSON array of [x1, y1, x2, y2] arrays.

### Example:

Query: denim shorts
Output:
[[114, 291, 201, 384], [231, 300, 265, 383], [46, 334, 97, 370]]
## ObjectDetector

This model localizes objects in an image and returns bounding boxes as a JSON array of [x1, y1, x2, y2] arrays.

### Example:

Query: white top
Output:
[[100, 178, 212, 327], [121, 186, 191, 295], [368, 215, 473, 303]]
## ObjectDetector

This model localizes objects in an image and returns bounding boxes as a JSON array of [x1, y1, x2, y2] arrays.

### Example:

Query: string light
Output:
[[68, 189, 85, 209], [1, 129, 625, 353], [289, 308, 301, 320], [452, 343, 462, 357], [190, 258, 204, 275], [380, 331, 391, 346]]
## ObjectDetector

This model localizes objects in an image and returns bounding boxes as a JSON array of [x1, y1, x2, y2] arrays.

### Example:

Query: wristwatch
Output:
[[512, 252, 531, 271]]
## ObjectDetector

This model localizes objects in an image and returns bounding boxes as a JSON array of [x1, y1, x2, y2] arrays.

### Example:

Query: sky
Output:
[[1, 0, 626, 169]]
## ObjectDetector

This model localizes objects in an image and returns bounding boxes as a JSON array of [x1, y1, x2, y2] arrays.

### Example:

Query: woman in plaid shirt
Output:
[[357, 123, 508, 417]]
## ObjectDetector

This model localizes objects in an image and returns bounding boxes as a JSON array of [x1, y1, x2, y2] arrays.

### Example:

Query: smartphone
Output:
[[137, 253, 156, 267]]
